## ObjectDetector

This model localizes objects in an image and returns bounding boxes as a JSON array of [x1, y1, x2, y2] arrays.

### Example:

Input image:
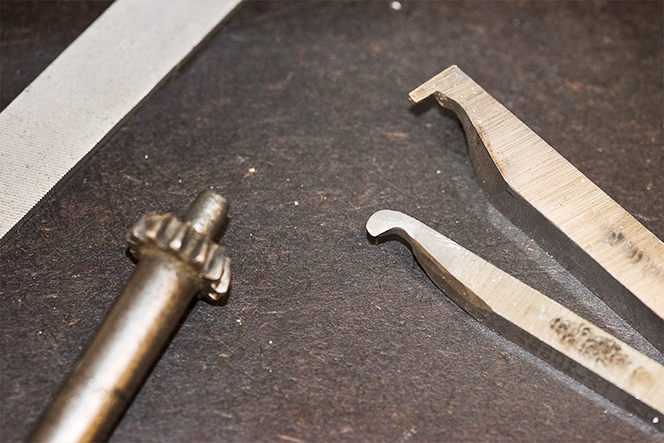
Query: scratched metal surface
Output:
[[1, 1, 663, 441]]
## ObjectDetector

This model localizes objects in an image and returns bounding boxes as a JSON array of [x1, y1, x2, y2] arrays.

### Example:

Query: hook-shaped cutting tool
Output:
[[367, 210, 663, 430], [410, 66, 664, 353]]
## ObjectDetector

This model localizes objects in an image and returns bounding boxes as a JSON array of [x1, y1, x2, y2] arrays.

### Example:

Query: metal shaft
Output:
[[31, 191, 229, 442]]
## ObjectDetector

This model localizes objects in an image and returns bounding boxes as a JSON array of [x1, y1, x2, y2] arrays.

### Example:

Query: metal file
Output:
[[0, 0, 241, 246]]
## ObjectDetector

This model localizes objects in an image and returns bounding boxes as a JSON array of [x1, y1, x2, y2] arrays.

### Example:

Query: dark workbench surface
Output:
[[2, 1, 663, 441]]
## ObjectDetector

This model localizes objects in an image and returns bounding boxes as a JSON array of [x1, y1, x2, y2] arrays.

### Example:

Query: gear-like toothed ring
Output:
[[126, 213, 231, 300]]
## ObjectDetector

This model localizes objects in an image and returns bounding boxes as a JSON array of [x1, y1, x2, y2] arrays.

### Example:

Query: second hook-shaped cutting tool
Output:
[[367, 210, 663, 430]]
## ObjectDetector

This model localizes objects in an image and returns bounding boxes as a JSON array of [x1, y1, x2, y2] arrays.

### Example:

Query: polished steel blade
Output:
[[0, 0, 241, 246], [367, 209, 664, 430], [410, 66, 664, 352]]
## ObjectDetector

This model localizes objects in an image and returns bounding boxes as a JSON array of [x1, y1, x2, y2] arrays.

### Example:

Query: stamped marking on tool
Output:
[[550, 317, 630, 367], [605, 230, 661, 277], [606, 231, 626, 246]]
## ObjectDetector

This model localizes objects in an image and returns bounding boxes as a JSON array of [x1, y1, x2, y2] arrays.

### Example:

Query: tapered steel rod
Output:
[[31, 191, 230, 442]]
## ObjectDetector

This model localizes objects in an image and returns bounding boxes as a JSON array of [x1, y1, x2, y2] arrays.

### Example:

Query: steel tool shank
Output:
[[31, 191, 230, 442]]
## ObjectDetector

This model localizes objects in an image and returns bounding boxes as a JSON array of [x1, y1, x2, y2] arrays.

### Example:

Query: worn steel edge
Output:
[[0, 0, 242, 247], [410, 65, 664, 353]]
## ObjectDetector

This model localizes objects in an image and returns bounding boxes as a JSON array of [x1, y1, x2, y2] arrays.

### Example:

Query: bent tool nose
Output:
[[409, 66, 664, 353], [367, 209, 664, 430]]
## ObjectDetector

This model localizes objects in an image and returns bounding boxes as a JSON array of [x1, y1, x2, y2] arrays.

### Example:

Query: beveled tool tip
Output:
[[366, 209, 410, 238]]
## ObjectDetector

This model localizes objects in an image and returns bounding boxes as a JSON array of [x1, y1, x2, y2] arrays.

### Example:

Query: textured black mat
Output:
[[2, 1, 663, 441]]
